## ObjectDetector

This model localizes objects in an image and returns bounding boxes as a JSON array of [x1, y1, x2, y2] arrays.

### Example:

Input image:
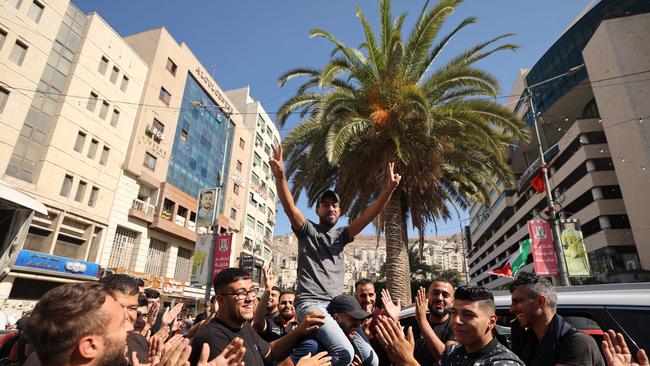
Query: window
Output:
[[246, 215, 255, 230], [100, 146, 110, 165], [108, 227, 137, 269], [233, 183, 240, 195], [120, 75, 129, 92], [257, 116, 265, 129], [255, 134, 263, 147], [98, 56, 108, 75], [258, 202, 265, 213], [87, 91, 98, 112], [248, 193, 255, 205], [264, 143, 271, 156], [9, 40, 28, 66], [152, 118, 165, 133], [109, 66, 119, 83], [87, 139, 99, 159], [110, 109, 120, 127], [256, 221, 264, 235], [0, 28, 7, 50], [253, 153, 262, 167], [269, 189, 276, 202], [180, 129, 188, 141], [159, 87, 171, 105], [7, 0, 21, 9], [88, 186, 99, 207], [144, 152, 156, 170], [60, 174, 73, 197], [175, 247, 192, 281], [166, 58, 177, 75], [99, 100, 109, 119], [263, 162, 270, 177], [230, 208, 237, 220], [266, 126, 273, 139], [145, 239, 166, 276], [239, 138, 245, 149], [251, 172, 259, 186], [73, 131, 86, 152], [273, 136, 279, 146], [236, 160, 242, 172], [74, 181, 86, 202], [27, 1, 44, 23], [0, 87, 8, 114]]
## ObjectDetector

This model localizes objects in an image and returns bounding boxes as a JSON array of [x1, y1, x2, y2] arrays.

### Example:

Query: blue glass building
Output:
[[167, 74, 234, 214]]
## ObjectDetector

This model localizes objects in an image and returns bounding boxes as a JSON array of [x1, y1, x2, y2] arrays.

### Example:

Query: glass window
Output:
[[120, 75, 129, 92], [9, 40, 28, 66], [263, 162, 270, 177], [98, 56, 108, 75], [236, 160, 242, 172], [152, 118, 165, 133], [159, 87, 171, 105], [110, 109, 119, 127], [109, 66, 119, 83], [27, 1, 44, 23], [253, 153, 261, 167], [73, 131, 86, 152], [248, 193, 255, 205], [246, 215, 255, 229], [60, 174, 73, 197], [88, 186, 99, 207], [0, 28, 7, 50], [251, 172, 259, 186], [264, 143, 271, 156], [266, 126, 272, 139], [273, 136, 279, 146], [239, 138, 245, 149], [230, 208, 237, 220], [269, 189, 276, 202], [233, 183, 240, 195], [145, 239, 166, 276], [0, 86, 9, 114], [257, 116, 265, 129], [256, 221, 264, 235], [74, 180, 86, 202], [7, 0, 21, 9], [100, 146, 109, 165], [87, 91, 98, 112], [166, 58, 177, 75], [255, 134, 263, 147], [144, 152, 156, 170], [87, 139, 98, 159], [175, 247, 192, 281], [99, 100, 109, 119]]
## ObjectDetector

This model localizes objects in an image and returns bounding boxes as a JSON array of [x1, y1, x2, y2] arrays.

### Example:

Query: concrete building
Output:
[[225, 87, 281, 284], [0, 0, 147, 302], [99, 27, 244, 302], [467, 0, 650, 289]]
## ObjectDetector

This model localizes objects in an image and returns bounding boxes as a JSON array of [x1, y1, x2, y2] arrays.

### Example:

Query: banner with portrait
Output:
[[559, 219, 591, 277], [196, 188, 217, 228]]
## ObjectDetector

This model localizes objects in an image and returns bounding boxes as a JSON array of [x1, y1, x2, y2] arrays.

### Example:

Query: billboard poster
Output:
[[196, 188, 217, 228], [192, 233, 213, 285], [528, 220, 559, 276], [212, 233, 233, 281], [559, 219, 591, 277]]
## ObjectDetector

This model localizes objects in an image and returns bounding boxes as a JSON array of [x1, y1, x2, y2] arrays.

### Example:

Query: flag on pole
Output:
[[490, 239, 531, 278], [530, 172, 546, 193]]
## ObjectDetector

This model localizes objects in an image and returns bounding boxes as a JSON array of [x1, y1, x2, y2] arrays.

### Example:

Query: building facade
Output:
[[225, 87, 281, 284], [0, 0, 147, 303], [467, 0, 650, 289]]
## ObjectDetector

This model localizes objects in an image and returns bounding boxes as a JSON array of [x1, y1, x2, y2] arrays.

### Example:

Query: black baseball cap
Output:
[[326, 295, 371, 320], [317, 189, 340, 205]]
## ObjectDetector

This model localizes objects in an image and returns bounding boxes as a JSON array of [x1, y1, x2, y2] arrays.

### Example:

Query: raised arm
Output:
[[252, 267, 275, 334], [270, 144, 305, 231], [347, 162, 401, 238]]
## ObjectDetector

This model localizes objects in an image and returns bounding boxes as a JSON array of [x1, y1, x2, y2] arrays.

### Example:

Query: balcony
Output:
[[150, 183, 197, 242], [129, 199, 156, 223]]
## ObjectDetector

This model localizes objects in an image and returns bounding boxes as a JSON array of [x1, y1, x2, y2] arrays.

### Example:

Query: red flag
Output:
[[531, 171, 545, 193]]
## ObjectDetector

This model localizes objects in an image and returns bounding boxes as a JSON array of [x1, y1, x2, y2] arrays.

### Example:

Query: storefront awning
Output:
[[0, 180, 47, 215]]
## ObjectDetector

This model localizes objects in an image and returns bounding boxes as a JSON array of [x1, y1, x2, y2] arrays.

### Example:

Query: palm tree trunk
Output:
[[384, 190, 412, 305]]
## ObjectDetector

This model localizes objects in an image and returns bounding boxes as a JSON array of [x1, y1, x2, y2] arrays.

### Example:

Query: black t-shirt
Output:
[[126, 332, 148, 364], [189, 318, 271, 366], [413, 316, 456, 366], [260, 317, 297, 342], [438, 338, 525, 366], [514, 324, 605, 366]]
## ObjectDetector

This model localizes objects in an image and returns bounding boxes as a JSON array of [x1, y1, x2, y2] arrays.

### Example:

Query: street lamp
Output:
[[525, 64, 584, 287]]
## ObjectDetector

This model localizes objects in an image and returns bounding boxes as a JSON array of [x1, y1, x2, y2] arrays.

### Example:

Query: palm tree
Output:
[[276, 0, 529, 303]]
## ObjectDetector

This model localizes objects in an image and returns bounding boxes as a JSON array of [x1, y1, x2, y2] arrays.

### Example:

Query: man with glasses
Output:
[[189, 268, 326, 366]]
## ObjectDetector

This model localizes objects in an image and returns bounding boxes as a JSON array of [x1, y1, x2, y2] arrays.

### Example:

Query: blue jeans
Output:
[[296, 301, 378, 366]]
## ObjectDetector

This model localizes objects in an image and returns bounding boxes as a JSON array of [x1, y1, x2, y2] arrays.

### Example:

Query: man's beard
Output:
[[280, 310, 295, 322], [96, 336, 128, 366], [429, 307, 450, 319]]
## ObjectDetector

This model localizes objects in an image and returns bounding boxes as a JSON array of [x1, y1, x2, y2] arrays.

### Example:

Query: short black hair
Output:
[[280, 290, 295, 297], [135, 278, 145, 287], [509, 272, 557, 309], [144, 288, 160, 299], [213, 268, 251, 293], [100, 274, 139, 296], [271, 286, 281, 292], [454, 286, 495, 312], [354, 278, 373, 289], [137, 293, 148, 307]]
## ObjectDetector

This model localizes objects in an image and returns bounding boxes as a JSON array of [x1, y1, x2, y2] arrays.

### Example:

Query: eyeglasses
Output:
[[220, 287, 259, 301]]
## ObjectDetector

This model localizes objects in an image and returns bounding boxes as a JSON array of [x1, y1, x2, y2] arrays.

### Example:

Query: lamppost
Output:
[[524, 64, 584, 287]]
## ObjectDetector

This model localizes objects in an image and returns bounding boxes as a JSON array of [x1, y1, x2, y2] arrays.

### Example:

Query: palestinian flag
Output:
[[490, 239, 531, 278]]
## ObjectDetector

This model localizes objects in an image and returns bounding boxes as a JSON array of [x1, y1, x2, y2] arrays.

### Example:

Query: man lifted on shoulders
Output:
[[270, 144, 401, 366]]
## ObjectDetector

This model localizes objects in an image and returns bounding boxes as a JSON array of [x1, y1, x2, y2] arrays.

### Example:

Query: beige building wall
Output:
[[583, 13, 650, 269]]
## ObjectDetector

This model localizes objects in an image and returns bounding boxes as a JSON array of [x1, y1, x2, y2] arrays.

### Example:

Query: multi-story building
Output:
[[225, 87, 281, 284], [468, 0, 650, 289], [0, 0, 147, 302], [99, 27, 243, 302]]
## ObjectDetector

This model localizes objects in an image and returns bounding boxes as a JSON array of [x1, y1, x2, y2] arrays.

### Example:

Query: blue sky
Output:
[[74, 0, 591, 236]]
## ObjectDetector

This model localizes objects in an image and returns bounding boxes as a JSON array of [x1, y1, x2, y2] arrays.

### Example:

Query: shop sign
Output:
[[13, 250, 100, 279], [138, 135, 168, 158], [240, 253, 254, 272], [114, 268, 185, 297]]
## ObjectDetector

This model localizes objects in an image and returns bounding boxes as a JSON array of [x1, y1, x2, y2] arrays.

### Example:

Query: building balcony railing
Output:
[[175, 215, 186, 227], [129, 199, 156, 223]]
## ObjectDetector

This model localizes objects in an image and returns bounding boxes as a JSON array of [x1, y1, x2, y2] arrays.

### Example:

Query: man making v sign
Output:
[[270, 144, 401, 366]]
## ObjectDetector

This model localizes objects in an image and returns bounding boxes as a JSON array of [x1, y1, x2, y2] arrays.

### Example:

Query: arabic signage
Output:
[[528, 220, 559, 276], [559, 219, 591, 277], [13, 250, 100, 279], [114, 268, 185, 297], [240, 253, 254, 272], [212, 233, 233, 281]]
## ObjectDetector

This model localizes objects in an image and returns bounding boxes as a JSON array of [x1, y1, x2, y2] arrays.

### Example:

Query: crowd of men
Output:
[[0, 144, 648, 366]]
